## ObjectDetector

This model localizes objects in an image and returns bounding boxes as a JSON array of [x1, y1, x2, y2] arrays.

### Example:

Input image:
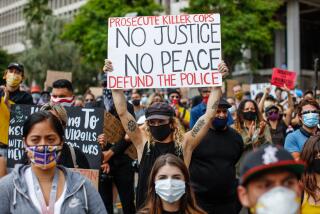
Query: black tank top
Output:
[[136, 141, 183, 209]]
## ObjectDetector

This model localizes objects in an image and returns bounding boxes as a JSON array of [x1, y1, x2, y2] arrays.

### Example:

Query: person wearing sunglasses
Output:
[[0, 111, 106, 213], [285, 98, 320, 160]]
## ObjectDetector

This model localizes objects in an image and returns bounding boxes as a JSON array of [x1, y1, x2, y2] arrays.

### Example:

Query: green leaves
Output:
[[185, 0, 283, 70]]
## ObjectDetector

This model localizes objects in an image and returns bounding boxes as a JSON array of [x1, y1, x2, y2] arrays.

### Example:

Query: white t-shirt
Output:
[[25, 167, 67, 214]]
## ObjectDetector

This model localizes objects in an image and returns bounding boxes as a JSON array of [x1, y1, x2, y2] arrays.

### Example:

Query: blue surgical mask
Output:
[[302, 113, 319, 128]]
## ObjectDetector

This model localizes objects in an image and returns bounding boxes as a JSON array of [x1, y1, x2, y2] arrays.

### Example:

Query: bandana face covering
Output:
[[51, 96, 75, 107], [26, 145, 62, 169], [6, 73, 22, 87]]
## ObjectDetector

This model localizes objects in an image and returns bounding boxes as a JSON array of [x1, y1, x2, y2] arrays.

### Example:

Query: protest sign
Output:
[[226, 80, 239, 97], [70, 168, 99, 190], [103, 112, 126, 144], [108, 14, 222, 89], [46, 70, 72, 88], [271, 68, 297, 90], [7, 105, 104, 169], [250, 83, 276, 100]]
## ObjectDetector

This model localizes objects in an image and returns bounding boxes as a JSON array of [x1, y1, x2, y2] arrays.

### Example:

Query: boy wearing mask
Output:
[[284, 98, 320, 160], [238, 145, 305, 214]]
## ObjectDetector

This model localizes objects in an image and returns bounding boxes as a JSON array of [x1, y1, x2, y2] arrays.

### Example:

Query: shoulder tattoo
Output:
[[191, 119, 205, 137], [127, 120, 137, 132]]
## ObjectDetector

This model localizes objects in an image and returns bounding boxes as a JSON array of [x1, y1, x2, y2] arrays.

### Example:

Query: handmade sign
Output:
[[250, 83, 276, 100], [46, 70, 72, 88], [7, 105, 104, 169], [271, 68, 297, 90], [108, 14, 222, 89], [103, 112, 126, 144], [70, 168, 99, 190]]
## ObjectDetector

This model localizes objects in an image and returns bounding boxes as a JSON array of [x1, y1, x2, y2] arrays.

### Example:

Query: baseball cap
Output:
[[218, 98, 232, 108], [7, 62, 24, 73], [240, 145, 305, 185], [145, 102, 175, 120]]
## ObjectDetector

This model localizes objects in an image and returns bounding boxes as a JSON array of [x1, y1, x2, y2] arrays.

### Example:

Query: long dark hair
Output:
[[138, 154, 206, 214], [23, 111, 65, 141], [234, 99, 263, 132], [301, 134, 320, 202]]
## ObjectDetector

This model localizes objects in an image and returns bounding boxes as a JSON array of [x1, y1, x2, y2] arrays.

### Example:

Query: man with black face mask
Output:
[[190, 98, 244, 214]]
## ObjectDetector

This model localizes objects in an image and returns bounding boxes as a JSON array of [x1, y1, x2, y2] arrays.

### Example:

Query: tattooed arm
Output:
[[111, 89, 145, 153], [183, 87, 222, 153]]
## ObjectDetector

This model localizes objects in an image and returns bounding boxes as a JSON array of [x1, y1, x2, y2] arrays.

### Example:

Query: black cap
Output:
[[240, 145, 305, 185], [219, 98, 232, 108], [145, 102, 175, 120], [265, 105, 279, 113], [7, 62, 24, 73], [167, 88, 181, 97]]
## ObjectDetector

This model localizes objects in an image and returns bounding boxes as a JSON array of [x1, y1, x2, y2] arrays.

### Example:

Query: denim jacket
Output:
[[0, 164, 107, 214]]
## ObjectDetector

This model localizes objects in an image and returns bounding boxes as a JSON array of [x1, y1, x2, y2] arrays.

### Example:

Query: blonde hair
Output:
[[144, 117, 184, 154], [40, 103, 68, 127]]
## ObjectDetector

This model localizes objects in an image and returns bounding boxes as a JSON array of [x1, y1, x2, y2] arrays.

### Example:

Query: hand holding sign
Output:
[[271, 68, 297, 90]]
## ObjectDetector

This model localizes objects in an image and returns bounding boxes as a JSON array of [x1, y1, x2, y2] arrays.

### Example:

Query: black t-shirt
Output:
[[189, 127, 243, 205], [269, 120, 287, 147], [136, 141, 183, 209], [0, 88, 33, 104]]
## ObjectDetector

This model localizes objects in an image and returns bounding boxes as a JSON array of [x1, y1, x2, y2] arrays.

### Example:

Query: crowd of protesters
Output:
[[0, 59, 320, 214]]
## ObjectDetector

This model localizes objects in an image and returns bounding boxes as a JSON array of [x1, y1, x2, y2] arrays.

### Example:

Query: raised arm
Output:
[[258, 87, 270, 113], [103, 60, 144, 152], [183, 62, 228, 166], [283, 86, 294, 126]]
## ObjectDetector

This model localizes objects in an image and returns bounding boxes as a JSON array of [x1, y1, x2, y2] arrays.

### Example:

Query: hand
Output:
[[102, 150, 114, 163], [248, 120, 256, 138], [264, 86, 271, 95], [101, 162, 110, 174], [258, 121, 266, 136], [218, 60, 229, 79], [97, 134, 106, 148], [281, 84, 290, 93], [103, 59, 113, 72]]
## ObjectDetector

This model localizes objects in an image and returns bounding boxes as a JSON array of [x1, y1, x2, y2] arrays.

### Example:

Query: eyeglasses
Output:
[[301, 110, 320, 115]]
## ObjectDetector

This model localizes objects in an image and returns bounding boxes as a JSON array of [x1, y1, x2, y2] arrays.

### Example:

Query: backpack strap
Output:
[[69, 145, 79, 168]]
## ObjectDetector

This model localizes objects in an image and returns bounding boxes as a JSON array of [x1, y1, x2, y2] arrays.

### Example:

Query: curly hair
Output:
[[234, 99, 263, 133], [144, 117, 184, 154]]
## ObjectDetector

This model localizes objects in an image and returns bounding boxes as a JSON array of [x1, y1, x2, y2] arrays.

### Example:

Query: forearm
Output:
[[112, 89, 127, 117], [258, 93, 267, 113], [205, 87, 222, 119]]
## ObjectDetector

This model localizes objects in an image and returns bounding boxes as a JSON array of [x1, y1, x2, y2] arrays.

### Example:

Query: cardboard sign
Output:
[[7, 105, 104, 169], [107, 14, 222, 89], [271, 68, 297, 90], [226, 79, 239, 98], [46, 70, 72, 87], [103, 112, 126, 144], [89, 87, 103, 98], [70, 168, 99, 190]]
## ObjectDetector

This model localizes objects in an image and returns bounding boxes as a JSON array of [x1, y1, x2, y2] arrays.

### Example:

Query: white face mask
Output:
[[229, 105, 237, 114], [254, 186, 300, 214], [155, 179, 186, 203]]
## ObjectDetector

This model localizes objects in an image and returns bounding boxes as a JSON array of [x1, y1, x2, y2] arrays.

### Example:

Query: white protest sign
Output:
[[250, 83, 276, 99], [107, 14, 222, 89]]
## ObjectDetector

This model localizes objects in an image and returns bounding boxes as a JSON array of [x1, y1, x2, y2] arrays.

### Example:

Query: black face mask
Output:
[[132, 99, 141, 106], [149, 124, 172, 141], [212, 117, 228, 131], [313, 159, 320, 174], [243, 111, 257, 121]]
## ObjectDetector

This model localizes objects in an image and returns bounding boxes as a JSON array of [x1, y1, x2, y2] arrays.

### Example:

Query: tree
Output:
[[184, 0, 283, 70], [62, 0, 162, 72], [0, 49, 14, 85], [18, 16, 90, 91], [23, 0, 52, 26]]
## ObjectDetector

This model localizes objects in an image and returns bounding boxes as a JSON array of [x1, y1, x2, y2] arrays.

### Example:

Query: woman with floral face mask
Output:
[[138, 154, 206, 214], [0, 111, 106, 214], [300, 134, 320, 213]]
